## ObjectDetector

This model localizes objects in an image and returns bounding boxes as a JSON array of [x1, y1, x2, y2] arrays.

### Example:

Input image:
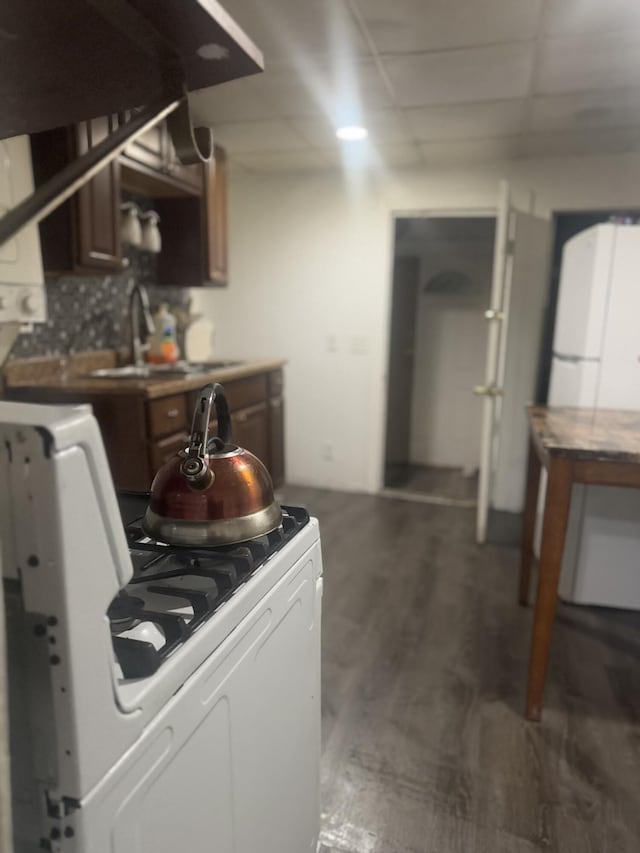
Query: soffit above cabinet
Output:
[[0, 0, 263, 140]]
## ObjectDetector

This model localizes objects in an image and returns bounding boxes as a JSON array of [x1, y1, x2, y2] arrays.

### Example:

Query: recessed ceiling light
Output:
[[196, 43, 230, 60], [336, 125, 368, 142]]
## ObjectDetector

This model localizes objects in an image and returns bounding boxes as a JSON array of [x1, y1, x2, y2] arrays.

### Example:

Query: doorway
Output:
[[383, 215, 497, 506]]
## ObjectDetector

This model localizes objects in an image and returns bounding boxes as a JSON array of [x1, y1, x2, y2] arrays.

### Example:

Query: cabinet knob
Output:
[[166, 408, 180, 418]]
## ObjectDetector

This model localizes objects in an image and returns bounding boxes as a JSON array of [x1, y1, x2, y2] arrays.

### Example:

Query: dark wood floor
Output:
[[281, 486, 640, 853], [385, 464, 478, 503]]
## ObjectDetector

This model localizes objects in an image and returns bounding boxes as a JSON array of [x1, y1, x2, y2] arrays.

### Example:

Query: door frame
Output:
[[380, 207, 499, 495]]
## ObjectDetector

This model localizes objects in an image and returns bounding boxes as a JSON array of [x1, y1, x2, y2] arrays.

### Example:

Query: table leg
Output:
[[519, 435, 542, 606], [525, 456, 572, 721]]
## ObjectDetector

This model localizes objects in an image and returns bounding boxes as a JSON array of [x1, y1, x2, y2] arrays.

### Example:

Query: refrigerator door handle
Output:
[[553, 352, 600, 364]]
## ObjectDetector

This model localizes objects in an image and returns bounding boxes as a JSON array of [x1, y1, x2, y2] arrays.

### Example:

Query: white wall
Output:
[[195, 151, 640, 500], [406, 235, 493, 470]]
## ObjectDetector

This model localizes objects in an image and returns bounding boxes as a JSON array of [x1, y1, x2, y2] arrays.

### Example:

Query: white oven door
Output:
[[78, 543, 322, 853]]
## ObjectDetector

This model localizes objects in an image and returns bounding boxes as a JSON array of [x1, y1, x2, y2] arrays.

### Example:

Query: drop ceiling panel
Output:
[[322, 141, 424, 168], [419, 136, 523, 164], [361, 0, 543, 53], [232, 148, 330, 171], [373, 143, 424, 167], [522, 127, 640, 158], [189, 0, 640, 169], [189, 76, 274, 124], [531, 90, 640, 133], [290, 109, 411, 146], [537, 32, 640, 94], [545, 0, 640, 36], [218, 0, 368, 61], [247, 59, 394, 118], [383, 43, 535, 107], [214, 119, 307, 152], [404, 99, 527, 141]]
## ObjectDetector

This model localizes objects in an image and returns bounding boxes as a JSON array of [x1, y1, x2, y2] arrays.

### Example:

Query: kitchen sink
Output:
[[89, 361, 242, 380], [187, 360, 243, 371]]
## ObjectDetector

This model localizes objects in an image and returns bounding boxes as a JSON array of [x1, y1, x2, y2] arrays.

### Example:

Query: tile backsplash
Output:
[[9, 247, 191, 361]]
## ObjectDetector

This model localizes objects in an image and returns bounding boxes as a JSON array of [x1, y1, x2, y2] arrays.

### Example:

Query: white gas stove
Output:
[[0, 400, 322, 853]]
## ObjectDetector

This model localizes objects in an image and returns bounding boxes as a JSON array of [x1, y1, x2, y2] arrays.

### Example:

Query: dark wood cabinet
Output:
[[165, 132, 203, 196], [155, 144, 228, 287], [31, 116, 122, 274], [205, 146, 228, 285], [267, 369, 285, 487], [123, 124, 165, 173], [268, 397, 285, 488], [31, 115, 227, 286], [120, 117, 202, 198], [233, 402, 269, 466], [5, 367, 285, 491], [75, 117, 122, 270]]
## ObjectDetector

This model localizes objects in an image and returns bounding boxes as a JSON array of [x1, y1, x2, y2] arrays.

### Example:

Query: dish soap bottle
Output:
[[148, 303, 180, 363]]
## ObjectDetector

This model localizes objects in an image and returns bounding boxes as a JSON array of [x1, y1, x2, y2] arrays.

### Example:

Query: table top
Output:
[[528, 406, 640, 464]]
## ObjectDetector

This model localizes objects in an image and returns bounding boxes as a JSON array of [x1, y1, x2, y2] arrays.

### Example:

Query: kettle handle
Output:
[[180, 383, 232, 486], [209, 382, 232, 446]]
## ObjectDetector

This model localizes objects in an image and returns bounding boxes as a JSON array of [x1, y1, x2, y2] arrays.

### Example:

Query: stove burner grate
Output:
[[109, 498, 309, 679]]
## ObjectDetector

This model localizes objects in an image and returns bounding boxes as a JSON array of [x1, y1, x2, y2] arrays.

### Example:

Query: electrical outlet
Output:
[[326, 335, 338, 353], [321, 442, 334, 462], [350, 335, 368, 355]]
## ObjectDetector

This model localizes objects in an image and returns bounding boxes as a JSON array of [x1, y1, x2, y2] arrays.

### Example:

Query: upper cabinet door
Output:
[[31, 116, 122, 275], [74, 116, 122, 271], [205, 146, 228, 286]]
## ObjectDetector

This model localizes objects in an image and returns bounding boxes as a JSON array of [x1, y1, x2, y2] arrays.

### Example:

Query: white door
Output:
[[475, 185, 552, 543]]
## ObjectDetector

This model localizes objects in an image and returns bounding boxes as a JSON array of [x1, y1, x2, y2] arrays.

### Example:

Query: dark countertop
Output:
[[5, 359, 286, 400], [528, 406, 640, 463]]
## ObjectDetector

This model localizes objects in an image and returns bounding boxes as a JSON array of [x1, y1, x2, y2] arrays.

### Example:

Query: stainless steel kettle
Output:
[[143, 382, 281, 546]]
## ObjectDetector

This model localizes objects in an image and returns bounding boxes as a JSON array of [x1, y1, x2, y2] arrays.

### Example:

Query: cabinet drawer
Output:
[[225, 375, 268, 411], [150, 432, 189, 473], [148, 394, 187, 438]]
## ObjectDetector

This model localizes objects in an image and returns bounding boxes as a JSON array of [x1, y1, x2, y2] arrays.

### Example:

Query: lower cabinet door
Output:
[[269, 397, 284, 487], [150, 432, 189, 476], [232, 402, 269, 468]]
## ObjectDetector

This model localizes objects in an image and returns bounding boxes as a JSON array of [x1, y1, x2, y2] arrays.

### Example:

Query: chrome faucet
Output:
[[129, 281, 155, 367]]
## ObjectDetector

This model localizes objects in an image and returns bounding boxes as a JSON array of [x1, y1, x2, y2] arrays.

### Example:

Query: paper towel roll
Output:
[[185, 319, 215, 362]]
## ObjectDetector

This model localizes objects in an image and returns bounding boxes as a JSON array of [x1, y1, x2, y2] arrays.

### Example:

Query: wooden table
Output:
[[520, 406, 640, 721]]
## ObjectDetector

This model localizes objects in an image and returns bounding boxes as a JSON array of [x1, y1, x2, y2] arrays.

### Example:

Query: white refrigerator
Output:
[[540, 222, 640, 609]]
